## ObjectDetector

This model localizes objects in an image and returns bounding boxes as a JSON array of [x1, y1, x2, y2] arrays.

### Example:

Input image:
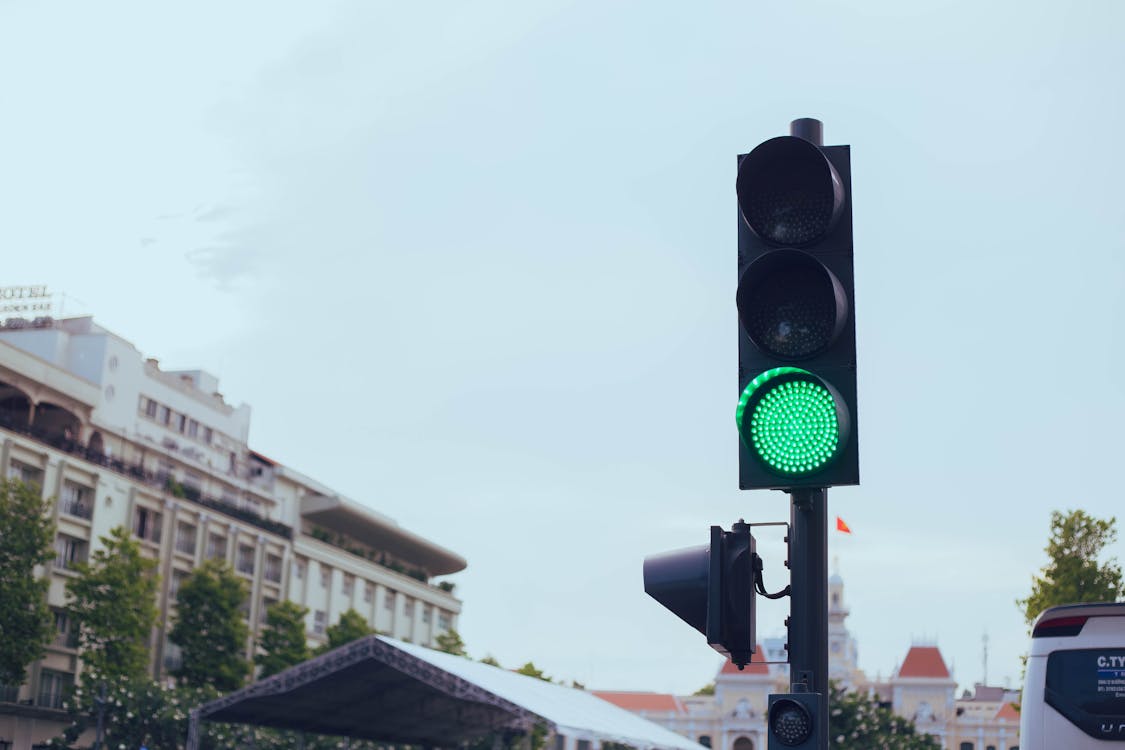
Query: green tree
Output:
[[0, 479, 55, 687], [66, 526, 159, 681], [693, 682, 715, 696], [169, 558, 251, 691], [50, 674, 219, 750], [515, 661, 551, 682], [319, 608, 373, 653], [480, 654, 502, 667], [1019, 509, 1124, 627], [257, 600, 311, 678], [828, 681, 941, 749], [434, 628, 467, 656]]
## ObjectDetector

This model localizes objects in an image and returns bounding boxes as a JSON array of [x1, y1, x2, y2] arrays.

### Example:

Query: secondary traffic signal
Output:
[[768, 692, 821, 749], [736, 119, 859, 490], [642, 522, 756, 668]]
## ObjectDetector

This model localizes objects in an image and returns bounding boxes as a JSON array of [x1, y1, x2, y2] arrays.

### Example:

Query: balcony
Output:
[[58, 496, 92, 520], [0, 412, 292, 539]]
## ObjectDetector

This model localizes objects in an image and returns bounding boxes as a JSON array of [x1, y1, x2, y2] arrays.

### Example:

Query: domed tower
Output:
[[827, 566, 863, 688]]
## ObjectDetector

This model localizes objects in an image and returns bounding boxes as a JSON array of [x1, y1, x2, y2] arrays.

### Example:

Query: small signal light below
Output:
[[769, 697, 814, 747]]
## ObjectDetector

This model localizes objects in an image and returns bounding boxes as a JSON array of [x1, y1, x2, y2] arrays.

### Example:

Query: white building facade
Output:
[[0, 315, 466, 749]]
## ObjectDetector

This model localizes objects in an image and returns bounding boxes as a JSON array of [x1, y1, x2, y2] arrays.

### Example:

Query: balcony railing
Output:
[[58, 497, 93, 520], [0, 684, 19, 703], [0, 413, 292, 539]]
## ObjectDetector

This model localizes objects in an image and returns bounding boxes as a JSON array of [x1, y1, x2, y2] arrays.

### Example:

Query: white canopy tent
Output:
[[188, 635, 706, 750], [390, 638, 704, 750]]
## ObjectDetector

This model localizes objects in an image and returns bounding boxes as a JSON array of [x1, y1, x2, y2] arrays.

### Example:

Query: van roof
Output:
[[1032, 601, 1125, 626]]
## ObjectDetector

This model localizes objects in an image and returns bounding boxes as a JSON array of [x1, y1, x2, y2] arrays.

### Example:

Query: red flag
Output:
[[836, 516, 852, 534]]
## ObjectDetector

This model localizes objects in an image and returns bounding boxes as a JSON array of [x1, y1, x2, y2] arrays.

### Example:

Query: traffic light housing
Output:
[[642, 522, 756, 668], [767, 692, 821, 749], [736, 121, 859, 490]]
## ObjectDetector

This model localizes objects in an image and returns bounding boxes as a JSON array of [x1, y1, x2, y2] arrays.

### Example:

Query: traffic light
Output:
[[736, 119, 859, 490], [767, 692, 820, 749], [642, 521, 756, 668]]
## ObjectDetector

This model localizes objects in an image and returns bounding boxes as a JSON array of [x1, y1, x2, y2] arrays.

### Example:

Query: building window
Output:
[[384, 590, 396, 611], [54, 535, 86, 570], [8, 460, 43, 489], [141, 397, 158, 418], [320, 566, 331, 588], [403, 599, 414, 618], [236, 545, 255, 575], [206, 533, 226, 560], [342, 574, 354, 597], [437, 611, 451, 631], [175, 413, 186, 433], [364, 582, 375, 604], [960, 744, 974, 750], [260, 598, 276, 626], [203, 427, 213, 444], [132, 506, 162, 544], [698, 737, 712, 749], [163, 641, 183, 672], [422, 605, 431, 624], [175, 523, 197, 555], [187, 420, 199, 438], [158, 405, 170, 425], [36, 670, 72, 709], [293, 559, 306, 580], [313, 610, 326, 635], [52, 609, 77, 648], [170, 570, 188, 600], [59, 481, 93, 519], [264, 554, 282, 583]]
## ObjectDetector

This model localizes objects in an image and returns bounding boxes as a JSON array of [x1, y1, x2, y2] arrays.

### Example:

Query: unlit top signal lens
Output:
[[737, 136, 844, 247]]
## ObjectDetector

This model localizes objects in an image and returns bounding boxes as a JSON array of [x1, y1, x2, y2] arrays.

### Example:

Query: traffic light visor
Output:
[[736, 368, 850, 477], [737, 249, 847, 359], [736, 136, 843, 247]]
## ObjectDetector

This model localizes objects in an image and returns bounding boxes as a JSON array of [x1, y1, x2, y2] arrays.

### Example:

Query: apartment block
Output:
[[0, 315, 466, 748]]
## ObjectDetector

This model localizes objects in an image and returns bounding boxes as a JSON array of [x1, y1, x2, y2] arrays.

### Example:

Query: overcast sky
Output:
[[3, 0, 1125, 696]]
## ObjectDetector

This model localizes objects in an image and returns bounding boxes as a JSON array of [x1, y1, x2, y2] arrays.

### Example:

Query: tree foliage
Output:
[[515, 662, 551, 682], [319, 608, 373, 653], [257, 600, 311, 678], [66, 526, 159, 682], [169, 558, 251, 691], [829, 682, 941, 749], [50, 674, 383, 750], [1019, 509, 1124, 627], [434, 628, 468, 656], [50, 673, 219, 750], [0, 478, 55, 686]]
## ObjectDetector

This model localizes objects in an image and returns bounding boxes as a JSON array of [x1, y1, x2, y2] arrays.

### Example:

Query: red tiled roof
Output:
[[593, 692, 684, 713], [995, 702, 1020, 721], [719, 646, 770, 675], [897, 646, 950, 678]]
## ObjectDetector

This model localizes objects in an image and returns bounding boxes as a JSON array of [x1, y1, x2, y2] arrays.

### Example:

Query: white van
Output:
[[1021, 602, 1125, 749]]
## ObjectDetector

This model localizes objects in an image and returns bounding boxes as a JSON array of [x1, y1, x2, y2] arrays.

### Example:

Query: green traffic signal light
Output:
[[735, 367, 849, 477]]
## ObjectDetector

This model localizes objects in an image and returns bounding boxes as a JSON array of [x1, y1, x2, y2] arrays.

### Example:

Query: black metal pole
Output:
[[790, 118, 824, 146], [789, 487, 828, 749]]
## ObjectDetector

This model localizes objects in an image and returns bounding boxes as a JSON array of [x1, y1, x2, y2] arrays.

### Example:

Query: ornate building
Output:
[[596, 573, 1020, 750], [0, 315, 467, 748]]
